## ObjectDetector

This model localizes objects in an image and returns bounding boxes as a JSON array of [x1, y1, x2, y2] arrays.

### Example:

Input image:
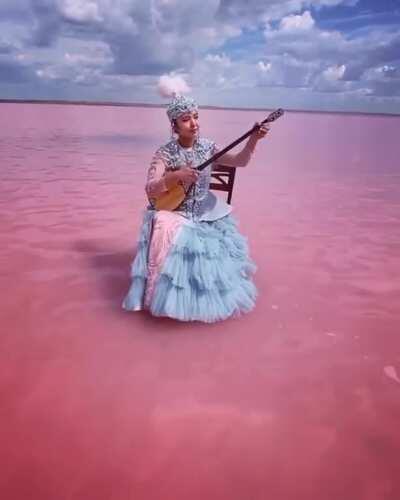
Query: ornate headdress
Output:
[[166, 93, 198, 123], [157, 74, 198, 125]]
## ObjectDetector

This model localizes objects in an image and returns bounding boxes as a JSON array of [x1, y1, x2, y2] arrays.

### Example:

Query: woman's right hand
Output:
[[176, 166, 199, 184]]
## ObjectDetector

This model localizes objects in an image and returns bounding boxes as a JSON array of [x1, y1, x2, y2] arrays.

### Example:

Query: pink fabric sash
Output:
[[144, 211, 187, 308]]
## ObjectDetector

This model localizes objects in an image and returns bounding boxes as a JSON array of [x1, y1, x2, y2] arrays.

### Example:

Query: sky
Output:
[[0, 0, 399, 114]]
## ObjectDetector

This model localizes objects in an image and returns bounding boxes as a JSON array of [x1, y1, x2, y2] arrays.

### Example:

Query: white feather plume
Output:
[[157, 74, 191, 98]]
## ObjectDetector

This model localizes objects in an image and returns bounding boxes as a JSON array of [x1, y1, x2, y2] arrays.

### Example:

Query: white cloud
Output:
[[65, 0, 238, 76], [375, 65, 398, 78], [64, 44, 113, 67], [261, 11, 400, 95], [58, 0, 103, 23], [258, 61, 272, 72], [279, 11, 315, 32], [204, 53, 232, 68], [361, 63, 400, 96], [33, 37, 113, 87], [189, 50, 315, 92], [190, 53, 250, 90], [36, 67, 59, 80], [323, 64, 346, 81], [217, 0, 359, 26], [263, 12, 349, 62]]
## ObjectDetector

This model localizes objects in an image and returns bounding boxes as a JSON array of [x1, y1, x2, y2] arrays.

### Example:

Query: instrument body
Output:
[[153, 108, 284, 211]]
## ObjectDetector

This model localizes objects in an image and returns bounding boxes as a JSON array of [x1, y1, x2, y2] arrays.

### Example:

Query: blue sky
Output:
[[0, 0, 399, 113]]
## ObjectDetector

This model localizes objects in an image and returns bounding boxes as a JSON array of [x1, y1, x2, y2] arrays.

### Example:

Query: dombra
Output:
[[154, 108, 285, 211]]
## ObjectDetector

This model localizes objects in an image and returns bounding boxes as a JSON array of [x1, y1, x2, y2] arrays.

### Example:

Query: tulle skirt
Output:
[[122, 209, 257, 323]]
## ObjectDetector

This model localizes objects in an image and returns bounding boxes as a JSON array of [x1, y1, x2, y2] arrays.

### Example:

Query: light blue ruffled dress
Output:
[[122, 136, 258, 322]]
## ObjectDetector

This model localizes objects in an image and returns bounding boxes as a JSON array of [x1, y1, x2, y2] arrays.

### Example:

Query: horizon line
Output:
[[0, 98, 399, 118]]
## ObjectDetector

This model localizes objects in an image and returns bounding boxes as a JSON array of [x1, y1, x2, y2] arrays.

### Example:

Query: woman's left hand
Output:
[[253, 122, 270, 140]]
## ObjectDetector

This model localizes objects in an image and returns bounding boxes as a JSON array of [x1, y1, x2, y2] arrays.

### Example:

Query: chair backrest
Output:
[[210, 165, 237, 204]]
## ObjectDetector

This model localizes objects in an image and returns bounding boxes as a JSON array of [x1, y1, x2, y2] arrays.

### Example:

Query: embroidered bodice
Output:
[[153, 137, 215, 218]]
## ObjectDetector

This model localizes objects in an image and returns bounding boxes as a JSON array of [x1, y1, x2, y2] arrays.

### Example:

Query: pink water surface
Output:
[[1, 103, 400, 499]]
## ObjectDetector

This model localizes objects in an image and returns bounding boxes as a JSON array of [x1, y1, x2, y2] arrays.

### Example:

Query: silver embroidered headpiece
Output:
[[166, 93, 198, 123]]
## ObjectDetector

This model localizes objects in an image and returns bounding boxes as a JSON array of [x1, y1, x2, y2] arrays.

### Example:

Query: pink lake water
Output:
[[1, 103, 400, 499]]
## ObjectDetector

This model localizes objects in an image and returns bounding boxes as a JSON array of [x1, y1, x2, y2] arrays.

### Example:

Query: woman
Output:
[[122, 92, 269, 322]]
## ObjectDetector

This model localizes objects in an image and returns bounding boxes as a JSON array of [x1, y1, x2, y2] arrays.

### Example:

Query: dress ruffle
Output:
[[122, 210, 153, 311], [122, 210, 257, 322]]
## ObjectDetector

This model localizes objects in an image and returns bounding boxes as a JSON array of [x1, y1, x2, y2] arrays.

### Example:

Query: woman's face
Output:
[[174, 110, 199, 139]]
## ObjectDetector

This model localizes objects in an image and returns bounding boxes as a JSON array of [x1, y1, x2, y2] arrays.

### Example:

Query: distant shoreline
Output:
[[0, 98, 399, 118]]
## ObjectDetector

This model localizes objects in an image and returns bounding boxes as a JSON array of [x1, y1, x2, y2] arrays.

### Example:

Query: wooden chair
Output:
[[210, 165, 237, 204]]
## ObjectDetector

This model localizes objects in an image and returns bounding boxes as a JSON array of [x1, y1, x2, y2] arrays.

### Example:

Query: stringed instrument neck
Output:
[[195, 108, 284, 172]]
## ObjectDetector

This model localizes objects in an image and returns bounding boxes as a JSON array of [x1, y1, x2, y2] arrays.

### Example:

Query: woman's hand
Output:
[[252, 122, 270, 140], [164, 166, 199, 189], [176, 165, 199, 184]]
